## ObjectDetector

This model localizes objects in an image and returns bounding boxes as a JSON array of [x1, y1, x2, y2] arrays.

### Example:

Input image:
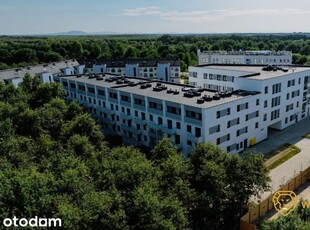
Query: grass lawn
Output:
[[304, 134, 310, 139], [265, 144, 301, 170]]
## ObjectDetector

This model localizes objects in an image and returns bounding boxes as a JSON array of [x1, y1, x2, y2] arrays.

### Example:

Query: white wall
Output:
[[93, 64, 107, 74], [39, 72, 54, 83]]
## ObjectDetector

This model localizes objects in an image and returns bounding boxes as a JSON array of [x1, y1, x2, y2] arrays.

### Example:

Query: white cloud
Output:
[[122, 7, 310, 23], [123, 7, 162, 16]]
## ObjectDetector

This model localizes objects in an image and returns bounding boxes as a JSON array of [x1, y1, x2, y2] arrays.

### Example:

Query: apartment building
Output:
[[88, 59, 181, 83], [189, 64, 310, 133], [54, 62, 310, 155], [198, 49, 292, 66], [0, 60, 80, 86]]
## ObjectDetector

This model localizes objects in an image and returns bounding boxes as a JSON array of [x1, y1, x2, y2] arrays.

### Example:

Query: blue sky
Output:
[[1, 0, 310, 34]]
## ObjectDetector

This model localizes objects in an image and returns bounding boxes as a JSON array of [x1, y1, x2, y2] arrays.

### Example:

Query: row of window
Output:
[[203, 73, 235, 82], [203, 84, 234, 92]]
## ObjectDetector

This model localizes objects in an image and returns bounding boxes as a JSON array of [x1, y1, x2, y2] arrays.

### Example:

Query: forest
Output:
[[0, 74, 270, 229], [1, 33, 310, 71]]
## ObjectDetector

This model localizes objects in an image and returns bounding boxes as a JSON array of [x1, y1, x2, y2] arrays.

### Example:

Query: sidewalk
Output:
[[250, 117, 310, 200]]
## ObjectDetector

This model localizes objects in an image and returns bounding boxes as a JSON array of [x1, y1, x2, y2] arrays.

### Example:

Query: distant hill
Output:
[[51, 30, 89, 36], [41, 30, 120, 36]]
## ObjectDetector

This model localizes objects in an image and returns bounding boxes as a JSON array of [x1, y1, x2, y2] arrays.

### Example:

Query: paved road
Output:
[[252, 116, 310, 154], [250, 117, 310, 201]]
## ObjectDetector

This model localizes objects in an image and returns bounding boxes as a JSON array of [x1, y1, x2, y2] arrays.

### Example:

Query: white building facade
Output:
[[54, 65, 310, 155], [90, 59, 181, 83], [198, 50, 292, 66]]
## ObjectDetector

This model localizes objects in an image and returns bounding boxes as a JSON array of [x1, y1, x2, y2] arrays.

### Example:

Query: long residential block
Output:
[[54, 63, 310, 155]]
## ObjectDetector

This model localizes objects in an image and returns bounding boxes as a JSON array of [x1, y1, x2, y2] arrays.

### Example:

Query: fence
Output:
[[240, 166, 310, 230]]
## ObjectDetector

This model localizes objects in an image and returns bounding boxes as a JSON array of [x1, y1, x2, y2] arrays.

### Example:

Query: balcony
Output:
[[105, 109, 116, 116], [120, 113, 132, 120], [187, 133, 203, 143], [149, 122, 160, 130], [161, 126, 176, 135], [134, 117, 148, 125], [121, 124, 136, 133]]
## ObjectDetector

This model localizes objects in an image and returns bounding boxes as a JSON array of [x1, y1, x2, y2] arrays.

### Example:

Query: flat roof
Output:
[[199, 50, 292, 56], [196, 64, 310, 80], [0, 60, 79, 83], [60, 74, 254, 109]]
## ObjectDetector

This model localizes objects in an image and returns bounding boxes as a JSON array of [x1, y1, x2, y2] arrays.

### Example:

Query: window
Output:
[[263, 114, 267, 121], [167, 120, 173, 129], [149, 101, 163, 111], [264, 100, 268, 108], [195, 127, 201, 138], [187, 140, 192, 146], [187, 125, 192, 133], [134, 98, 144, 106], [167, 106, 181, 115], [185, 110, 202, 120], [98, 89, 105, 96], [203, 73, 208, 79], [209, 74, 213, 80], [255, 122, 259, 129], [158, 117, 163, 125], [272, 83, 281, 94], [88, 87, 95, 93], [256, 99, 260, 106], [176, 122, 181, 129], [109, 92, 118, 99], [121, 95, 130, 102], [78, 85, 85, 91], [264, 86, 268, 94], [149, 114, 153, 121], [175, 135, 180, 144], [70, 83, 76, 89]]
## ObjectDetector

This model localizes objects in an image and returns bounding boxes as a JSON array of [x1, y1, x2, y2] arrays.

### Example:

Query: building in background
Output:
[[198, 49, 292, 66], [85, 59, 181, 83], [0, 60, 80, 86]]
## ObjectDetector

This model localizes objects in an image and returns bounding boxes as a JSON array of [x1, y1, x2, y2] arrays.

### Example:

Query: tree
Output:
[[60, 113, 104, 148], [114, 43, 126, 58], [90, 43, 102, 59], [189, 143, 270, 230], [13, 48, 38, 64]]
